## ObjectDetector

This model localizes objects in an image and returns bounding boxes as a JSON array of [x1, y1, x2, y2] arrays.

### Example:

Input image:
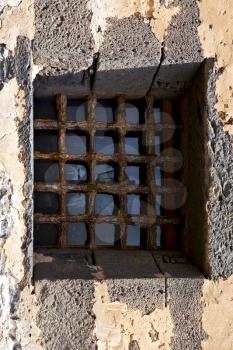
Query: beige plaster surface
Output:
[[16, 285, 43, 350], [0, 79, 27, 282], [0, 2, 35, 348], [0, 0, 34, 50], [89, 0, 179, 50], [202, 275, 233, 350], [0, 0, 21, 12], [93, 281, 173, 350], [198, 0, 233, 135]]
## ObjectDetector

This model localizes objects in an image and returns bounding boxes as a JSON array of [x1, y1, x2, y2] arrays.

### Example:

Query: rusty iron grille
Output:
[[34, 95, 184, 249]]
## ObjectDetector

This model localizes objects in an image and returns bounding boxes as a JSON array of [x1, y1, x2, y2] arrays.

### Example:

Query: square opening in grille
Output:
[[94, 131, 119, 154], [34, 224, 58, 246], [126, 226, 147, 247], [95, 223, 120, 246], [125, 163, 147, 185], [66, 192, 87, 215], [34, 192, 59, 214], [125, 100, 146, 124], [34, 97, 57, 120], [95, 161, 119, 183], [127, 194, 148, 215], [67, 99, 88, 121], [95, 193, 118, 216], [65, 130, 88, 155], [125, 131, 145, 155], [34, 130, 58, 153], [33, 95, 183, 250], [34, 160, 60, 183], [96, 100, 117, 123], [67, 222, 87, 246], [65, 161, 88, 183]]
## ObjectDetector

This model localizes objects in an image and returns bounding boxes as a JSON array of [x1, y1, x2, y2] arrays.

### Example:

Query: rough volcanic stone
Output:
[[33, 0, 95, 74], [154, 0, 204, 85], [95, 250, 165, 314], [95, 16, 161, 97], [34, 251, 96, 350]]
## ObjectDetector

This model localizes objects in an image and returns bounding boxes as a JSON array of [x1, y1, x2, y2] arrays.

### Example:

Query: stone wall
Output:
[[0, 1, 232, 349]]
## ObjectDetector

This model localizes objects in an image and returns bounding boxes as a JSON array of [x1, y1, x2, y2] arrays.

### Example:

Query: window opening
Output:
[[34, 95, 184, 249]]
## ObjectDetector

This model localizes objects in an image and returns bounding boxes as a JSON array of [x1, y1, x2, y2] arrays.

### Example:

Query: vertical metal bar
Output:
[[56, 94, 67, 248], [87, 94, 96, 248], [146, 95, 156, 249], [163, 100, 176, 249], [117, 96, 127, 248]]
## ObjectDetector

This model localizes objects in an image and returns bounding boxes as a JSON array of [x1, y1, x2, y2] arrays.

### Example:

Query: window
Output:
[[34, 95, 184, 249]]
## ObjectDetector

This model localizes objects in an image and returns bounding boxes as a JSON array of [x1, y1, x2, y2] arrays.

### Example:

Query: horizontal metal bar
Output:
[[34, 151, 181, 164], [34, 182, 184, 195], [34, 119, 182, 131], [34, 213, 184, 225], [34, 182, 149, 194], [34, 245, 161, 250]]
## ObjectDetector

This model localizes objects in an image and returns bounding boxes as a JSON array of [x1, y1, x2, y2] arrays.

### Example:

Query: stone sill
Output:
[[34, 249, 203, 281]]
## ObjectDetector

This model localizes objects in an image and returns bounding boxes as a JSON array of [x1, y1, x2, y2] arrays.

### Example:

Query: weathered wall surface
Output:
[[202, 275, 233, 350], [198, 0, 233, 135], [0, 1, 41, 349], [0, 0, 232, 349]]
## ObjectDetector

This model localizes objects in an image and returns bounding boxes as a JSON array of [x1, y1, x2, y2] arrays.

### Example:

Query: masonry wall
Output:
[[0, 1, 232, 349]]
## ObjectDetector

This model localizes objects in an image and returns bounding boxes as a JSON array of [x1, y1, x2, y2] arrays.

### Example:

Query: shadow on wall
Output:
[[33, 62, 202, 99], [34, 249, 203, 281]]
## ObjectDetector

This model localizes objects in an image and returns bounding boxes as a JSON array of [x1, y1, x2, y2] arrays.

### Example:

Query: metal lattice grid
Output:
[[34, 94, 184, 249]]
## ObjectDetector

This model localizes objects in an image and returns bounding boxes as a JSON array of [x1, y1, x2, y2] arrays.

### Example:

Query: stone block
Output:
[[33, 0, 94, 74], [35, 278, 96, 350], [95, 16, 161, 96], [94, 250, 161, 279], [94, 250, 165, 314], [34, 250, 94, 280], [168, 277, 206, 350], [34, 71, 90, 97], [152, 251, 206, 349], [152, 251, 203, 278]]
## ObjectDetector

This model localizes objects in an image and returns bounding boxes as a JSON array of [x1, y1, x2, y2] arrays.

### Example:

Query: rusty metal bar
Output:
[[162, 100, 177, 249], [34, 151, 181, 164], [34, 213, 183, 225], [87, 94, 96, 248], [34, 182, 183, 195], [116, 96, 127, 248], [34, 119, 181, 132], [56, 95, 67, 248], [146, 95, 156, 249]]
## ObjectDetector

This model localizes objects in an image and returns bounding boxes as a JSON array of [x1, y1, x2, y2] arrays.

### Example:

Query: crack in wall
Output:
[[146, 44, 165, 96], [89, 52, 100, 91]]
